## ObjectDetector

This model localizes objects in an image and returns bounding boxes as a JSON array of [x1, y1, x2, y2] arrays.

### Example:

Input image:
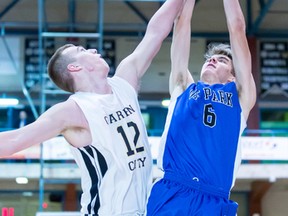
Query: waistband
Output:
[[164, 171, 230, 199]]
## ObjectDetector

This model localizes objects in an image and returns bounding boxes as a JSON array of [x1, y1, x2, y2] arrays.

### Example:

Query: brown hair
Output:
[[47, 44, 76, 93], [204, 43, 235, 76]]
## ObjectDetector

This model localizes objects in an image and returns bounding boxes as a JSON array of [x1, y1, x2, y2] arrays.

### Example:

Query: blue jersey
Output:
[[160, 81, 246, 192]]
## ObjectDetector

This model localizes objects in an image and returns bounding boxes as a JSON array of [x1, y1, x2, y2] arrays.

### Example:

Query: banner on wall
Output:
[[86, 39, 116, 76], [24, 38, 55, 90], [149, 136, 288, 161], [24, 38, 116, 90], [260, 41, 288, 98], [241, 136, 288, 160], [4, 136, 288, 161]]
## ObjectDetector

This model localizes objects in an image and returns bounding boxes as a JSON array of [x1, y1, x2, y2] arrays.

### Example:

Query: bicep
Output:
[[0, 115, 64, 157], [230, 32, 256, 119], [169, 69, 193, 96], [116, 0, 187, 88], [169, 0, 195, 95], [230, 31, 252, 87], [224, 0, 256, 117], [0, 100, 82, 157]]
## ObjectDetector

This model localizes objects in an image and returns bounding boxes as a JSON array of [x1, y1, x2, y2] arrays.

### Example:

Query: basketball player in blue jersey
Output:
[[147, 0, 256, 215], [0, 0, 186, 215]]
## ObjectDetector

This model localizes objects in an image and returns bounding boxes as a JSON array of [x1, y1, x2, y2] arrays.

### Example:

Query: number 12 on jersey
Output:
[[117, 121, 144, 156]]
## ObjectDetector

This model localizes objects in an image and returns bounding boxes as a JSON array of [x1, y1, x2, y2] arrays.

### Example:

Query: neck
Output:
[[75, 77, 112, 94], [201, 77, 219, 85]]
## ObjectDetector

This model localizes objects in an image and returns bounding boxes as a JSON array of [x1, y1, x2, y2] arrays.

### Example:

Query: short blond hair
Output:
[[47, 44, 76, 93], [204, 43, 234, 76]]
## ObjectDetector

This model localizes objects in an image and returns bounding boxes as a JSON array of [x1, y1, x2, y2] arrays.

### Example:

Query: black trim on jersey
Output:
[[80, 146, 100, 215], [79, 145, 108, 215], [90, 145, 108, 176]]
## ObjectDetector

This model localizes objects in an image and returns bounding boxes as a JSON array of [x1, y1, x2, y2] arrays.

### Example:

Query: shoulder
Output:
[[110, 75, 138, 96], [45, 100, 91, 147], [108, 76, 126, 85], [40, 99, 85, 128], [46, 99, 79, 114], [114, 57, 140, 91], [109, 75, 133, 88]]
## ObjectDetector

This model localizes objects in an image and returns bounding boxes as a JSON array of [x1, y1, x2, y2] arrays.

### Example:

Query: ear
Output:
[[67, 63, 82, 72], [227, 76, 236, 83]]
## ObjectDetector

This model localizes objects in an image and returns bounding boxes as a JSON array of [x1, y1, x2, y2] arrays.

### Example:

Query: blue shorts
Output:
[[147, 172, 238, 216]]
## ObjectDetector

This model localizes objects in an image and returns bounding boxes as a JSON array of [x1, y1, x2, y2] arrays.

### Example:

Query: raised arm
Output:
[[115, 0, 185, 91], [223, 0, 256, 120], [169, 0, 195, 99]]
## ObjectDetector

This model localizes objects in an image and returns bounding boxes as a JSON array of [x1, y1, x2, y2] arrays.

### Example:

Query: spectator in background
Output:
[[12, 110, 32, 129], [18, 110, 27, 128]]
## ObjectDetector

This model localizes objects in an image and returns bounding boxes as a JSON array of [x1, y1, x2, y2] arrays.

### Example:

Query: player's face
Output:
[[200, 54, 234, 84], [64, 45, 110, 72]]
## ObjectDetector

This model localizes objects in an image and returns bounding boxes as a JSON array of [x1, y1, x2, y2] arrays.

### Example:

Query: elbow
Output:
[[245, 79, 257, 111], [250, 82, 257, 109], [228, 17, 246, 34], [0, 148, 15, 158], [147, 23, 172, 41]]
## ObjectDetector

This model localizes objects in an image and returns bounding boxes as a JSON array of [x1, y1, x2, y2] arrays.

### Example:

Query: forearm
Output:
[[170, 0, 195, 93], [223, 0, 249, 77], [0, 115, 62, 157], [223, 0, 246, 33], [116, 0, 186, 86], [171, 0, 194, 66], [146, 0, 185, 40], [223, 0, 256, 117], [0, 130, 24, 157]]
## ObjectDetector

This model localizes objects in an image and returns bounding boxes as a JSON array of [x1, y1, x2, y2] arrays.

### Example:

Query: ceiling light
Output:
[[16, 177, 28, 184], [22, 192, 33, 197], [0, 98, 19, 106], [161, 99, 170, 107]]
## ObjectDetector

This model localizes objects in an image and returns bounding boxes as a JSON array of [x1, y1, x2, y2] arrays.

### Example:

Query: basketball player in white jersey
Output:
[[0, 0, 186, 215], [147, 0, 256, 215]]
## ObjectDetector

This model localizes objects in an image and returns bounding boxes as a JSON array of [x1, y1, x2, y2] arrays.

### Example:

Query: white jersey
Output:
[[69, 76, 153, 216]]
